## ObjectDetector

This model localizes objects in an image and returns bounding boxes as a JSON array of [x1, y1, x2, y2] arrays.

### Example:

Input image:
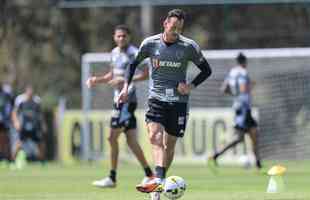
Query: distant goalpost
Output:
[[81, 48, 310, 164]]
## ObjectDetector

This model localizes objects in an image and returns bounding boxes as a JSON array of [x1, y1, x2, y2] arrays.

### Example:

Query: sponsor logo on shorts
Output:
[[125, 120, 129, 126], [112, 110, 120, 118], [178, 116, 185, 125]]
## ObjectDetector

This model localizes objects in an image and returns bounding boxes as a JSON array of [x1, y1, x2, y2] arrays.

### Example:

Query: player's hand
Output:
[[221, 84, 232, 95], [116, 85, 129, 105], [177, 82, 192, 95], [108, 77, 125, 88], [86, 77, 97, 88]]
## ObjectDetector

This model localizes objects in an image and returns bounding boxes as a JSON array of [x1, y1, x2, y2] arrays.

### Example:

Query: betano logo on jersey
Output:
[[152, 58, 181, 69]]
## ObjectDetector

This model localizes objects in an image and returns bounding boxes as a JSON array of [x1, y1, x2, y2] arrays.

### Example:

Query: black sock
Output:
[[109, 170, 117, 183], [155, 166, 166, 179], [256, 160, 262, 169], [40, 159, 47, 165], [215, 138, 242, 159], [144, 166, 153, 177]]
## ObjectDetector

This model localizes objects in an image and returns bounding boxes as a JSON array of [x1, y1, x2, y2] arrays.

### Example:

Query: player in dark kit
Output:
[[0, 85, 13, 161], [117, 9, 212, 199], [11, 86, 45, 162], [209, 53, 262, 169]]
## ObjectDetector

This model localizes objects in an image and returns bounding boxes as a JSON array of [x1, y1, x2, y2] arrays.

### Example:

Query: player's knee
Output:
[[149, 135, 161, 146], [147, 123, 164, 147], [249, 127, 257, 135], [149, 132, 163, 147], [108, 135, 118, 144], [108, 129, 121, 143]]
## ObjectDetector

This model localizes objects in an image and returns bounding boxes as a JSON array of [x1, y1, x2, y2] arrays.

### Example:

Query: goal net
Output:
[[81, 48, 310, 163]]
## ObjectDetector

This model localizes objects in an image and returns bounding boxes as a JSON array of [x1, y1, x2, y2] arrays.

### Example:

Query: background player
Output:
[[209, 53, 262, 169], [11, 85, 45, 164], [0, 83, 14, 162], [86, 25, 153, 188]]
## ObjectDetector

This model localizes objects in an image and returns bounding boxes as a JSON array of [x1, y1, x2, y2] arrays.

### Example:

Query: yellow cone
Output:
[[267, 165, 286, 176], [266, 165, 286, 193]]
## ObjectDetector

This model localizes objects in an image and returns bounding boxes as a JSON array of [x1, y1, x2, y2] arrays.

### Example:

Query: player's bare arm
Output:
[[107, 76, 125, 88], [116, 61, 136, 104], [86, 71, 113, 88], [11, 108, 21, 132], [117, 57, 141, 104], [108, 66, 148, 88], [132, 67, 149, 82], [116, 82, 129, 104], [220, 80, 232, 95], [239, 82, 247, 93]]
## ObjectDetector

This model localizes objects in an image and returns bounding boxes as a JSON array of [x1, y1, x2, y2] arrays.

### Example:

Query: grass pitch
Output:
[[0, 160, 309, 200]]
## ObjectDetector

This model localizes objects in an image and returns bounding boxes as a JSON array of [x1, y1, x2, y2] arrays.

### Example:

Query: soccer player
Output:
[[209, 53, 262, 169], [86, 25, 154, 188], [117, 9, 212, 199], [0, 84, 13, 161], [11, 85, 45, 162]]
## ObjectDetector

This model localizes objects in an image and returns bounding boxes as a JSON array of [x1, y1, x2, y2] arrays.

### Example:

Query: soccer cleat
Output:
[[256, 160, 263, 169], [92, 177, 116, 188], [207, 156, 218, 167], [207, 156, 219, 174], [208, 155, 218, 166], [141, 175, 156, 185], [150, 192, 161, 200], [136, 177, 163, 193]]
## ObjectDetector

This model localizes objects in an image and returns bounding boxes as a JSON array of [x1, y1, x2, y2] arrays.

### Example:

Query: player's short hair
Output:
[[237, 53, 247, 65], [114, 24, 131, 35], [166, 9, 186, 21]]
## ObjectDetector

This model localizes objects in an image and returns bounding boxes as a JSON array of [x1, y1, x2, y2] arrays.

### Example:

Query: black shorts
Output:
[[234, 108, 257, 132], [146, 98, 188, 137], [0, 122, 9, 132], [20, 130, 42, 143], [110, 102, 137, 132]]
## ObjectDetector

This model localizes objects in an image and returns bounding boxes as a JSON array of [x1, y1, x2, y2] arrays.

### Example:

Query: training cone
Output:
[[266, 165, 286, 193]]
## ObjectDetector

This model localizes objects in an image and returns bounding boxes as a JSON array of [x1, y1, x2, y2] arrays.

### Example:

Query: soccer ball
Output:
[[163, 176, 186, 200]]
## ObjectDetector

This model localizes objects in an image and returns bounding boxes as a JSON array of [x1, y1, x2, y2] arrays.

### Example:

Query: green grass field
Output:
[[0, 160, 309, 200]]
